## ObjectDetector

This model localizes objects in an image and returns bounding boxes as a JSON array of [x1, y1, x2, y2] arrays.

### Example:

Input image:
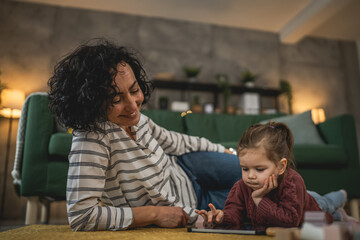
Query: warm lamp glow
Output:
[[0, 89, 25, 118], [0, 108, 22, 118], [311, 108, 326, 124]]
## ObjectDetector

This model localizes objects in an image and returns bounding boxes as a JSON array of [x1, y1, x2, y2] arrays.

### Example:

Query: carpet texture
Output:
[[0, 224, 273, 239]]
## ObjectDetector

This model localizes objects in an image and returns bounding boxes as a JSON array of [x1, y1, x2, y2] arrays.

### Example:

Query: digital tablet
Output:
[[187, 226, 266, 235]]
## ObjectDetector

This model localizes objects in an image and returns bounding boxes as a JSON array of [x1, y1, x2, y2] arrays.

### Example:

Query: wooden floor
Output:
[[0, 224, 274, 240]]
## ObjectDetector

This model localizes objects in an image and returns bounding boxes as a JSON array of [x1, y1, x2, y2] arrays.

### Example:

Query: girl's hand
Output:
[[195, 203, 224, 225], [252, 174, 278, 205]]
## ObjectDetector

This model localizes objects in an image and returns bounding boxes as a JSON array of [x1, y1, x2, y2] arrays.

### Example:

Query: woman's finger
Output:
[[197, 212, 208, 222]]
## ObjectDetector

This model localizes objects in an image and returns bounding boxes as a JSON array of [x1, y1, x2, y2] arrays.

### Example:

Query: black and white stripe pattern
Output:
[[66, 114, 225, 231]]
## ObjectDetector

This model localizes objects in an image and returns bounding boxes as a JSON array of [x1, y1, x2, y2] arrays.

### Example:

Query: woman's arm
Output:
[[147, 117, 225, 155], [130, 206, 189, 228], [67, 132, 135, 231], [67, 131, 190, 231]]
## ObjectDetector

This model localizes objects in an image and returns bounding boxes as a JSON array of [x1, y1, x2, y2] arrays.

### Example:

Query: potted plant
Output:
[[279, 79, 293, 115], [191, 95, 202, 113], [183, 66, 201, 82], [216, 74, 231, 114], [241, 69, 257, 87]]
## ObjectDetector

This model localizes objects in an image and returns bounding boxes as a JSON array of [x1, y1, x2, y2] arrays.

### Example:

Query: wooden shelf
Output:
[[152, 79, 282, 111], [152, 79, 281, 96]]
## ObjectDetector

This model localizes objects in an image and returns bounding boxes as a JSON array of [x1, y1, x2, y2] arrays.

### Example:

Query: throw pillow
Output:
[[260, 110, 326, 145]]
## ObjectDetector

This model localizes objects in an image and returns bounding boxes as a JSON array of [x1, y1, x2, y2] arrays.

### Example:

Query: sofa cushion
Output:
[[184, 113, 285, 144], [48, 132, 73, 159], [183, 113, 245, 143], [294, 144, 347, 166], [46, 161, 68, 198], [141, 109, 185, 133], [260, 111, 326, 145]]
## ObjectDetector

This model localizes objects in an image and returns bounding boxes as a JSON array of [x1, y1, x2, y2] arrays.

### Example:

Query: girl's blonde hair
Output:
[[237, 122, 296, 169]]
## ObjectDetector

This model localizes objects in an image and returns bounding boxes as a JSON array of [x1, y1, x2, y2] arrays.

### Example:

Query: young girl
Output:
[[196, 122, 353, 229]]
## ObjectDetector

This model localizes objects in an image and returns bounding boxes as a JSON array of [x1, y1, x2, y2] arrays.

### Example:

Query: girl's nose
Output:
[[248, 170, 256, 179]]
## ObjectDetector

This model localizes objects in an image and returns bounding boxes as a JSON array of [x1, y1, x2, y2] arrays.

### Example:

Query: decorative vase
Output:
[[244, 81, 255, 88]]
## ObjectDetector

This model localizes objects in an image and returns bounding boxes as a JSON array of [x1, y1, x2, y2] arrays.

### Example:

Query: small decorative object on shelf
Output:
[[203, 103, 214, 114], [154, 72, 175, 81], [183, 65, 201, 82], [241, 68, 257, 88], [279, 79, 293, 114], [191, 95, 202, 113], [241, 92, 260, 114], [215, 73, 231, 114], [171, 101, 190, 112]]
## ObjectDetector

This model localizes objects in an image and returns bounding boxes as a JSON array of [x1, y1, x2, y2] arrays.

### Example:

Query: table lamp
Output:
[[311, 108, 326, 125], [0, 89, 25, 219]]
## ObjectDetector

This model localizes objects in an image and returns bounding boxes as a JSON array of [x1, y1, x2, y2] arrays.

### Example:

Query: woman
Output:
[[48, 39, 240, 231]]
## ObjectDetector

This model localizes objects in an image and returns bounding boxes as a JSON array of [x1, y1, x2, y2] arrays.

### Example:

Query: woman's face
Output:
[[239, 147, 284, 191], [107, 62, 144, 128]]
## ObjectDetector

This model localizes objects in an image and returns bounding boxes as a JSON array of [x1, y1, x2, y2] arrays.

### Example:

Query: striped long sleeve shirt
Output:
[[66, 113, 225, 231]]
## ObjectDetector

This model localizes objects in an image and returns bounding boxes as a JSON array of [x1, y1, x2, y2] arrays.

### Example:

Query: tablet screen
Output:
[[187, 225, 266, 235]]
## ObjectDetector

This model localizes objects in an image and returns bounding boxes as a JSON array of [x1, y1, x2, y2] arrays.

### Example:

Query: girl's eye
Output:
[[242, 168, 248, 172], [256, 168, 264, 172]]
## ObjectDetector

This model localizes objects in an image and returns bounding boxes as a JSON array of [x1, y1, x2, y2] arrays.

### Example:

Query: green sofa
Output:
[[13, 94, 71, 224], [15, 95, 360, 224], [142, 109, 360, 216]]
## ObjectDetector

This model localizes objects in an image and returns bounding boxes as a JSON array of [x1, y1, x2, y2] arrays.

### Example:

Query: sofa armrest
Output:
[[318, 114, 359, 168], [21, 94, 55, 196]]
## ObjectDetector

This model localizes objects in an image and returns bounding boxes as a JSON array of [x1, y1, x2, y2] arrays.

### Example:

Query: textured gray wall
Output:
[[0, 0, 360, 220], [1, 0, 358, 116]]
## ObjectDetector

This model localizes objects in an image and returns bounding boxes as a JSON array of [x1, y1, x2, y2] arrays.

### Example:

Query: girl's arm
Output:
[[252, 176, 306, 227], [147, 117, 225, 155], [220, 181, 247, 227]]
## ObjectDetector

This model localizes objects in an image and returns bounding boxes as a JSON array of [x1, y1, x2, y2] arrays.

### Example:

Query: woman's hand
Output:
[[154, 206, 190, 228], [130, 206, 189, 228], [252, 174, 278, 206], [225, 148, 236, 155], [195, 203, 224, 226]]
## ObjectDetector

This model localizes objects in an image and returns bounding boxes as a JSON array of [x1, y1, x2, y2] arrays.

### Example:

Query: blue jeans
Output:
[[177, 151, 242, 211], [307, 190, 346, 221]]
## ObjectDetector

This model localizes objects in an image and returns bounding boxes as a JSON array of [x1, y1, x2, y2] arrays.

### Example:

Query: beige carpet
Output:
[[0, 224, 273, 240]]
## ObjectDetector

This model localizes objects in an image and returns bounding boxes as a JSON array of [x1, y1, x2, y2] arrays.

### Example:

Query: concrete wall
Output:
[[0, 0, 360, 221]]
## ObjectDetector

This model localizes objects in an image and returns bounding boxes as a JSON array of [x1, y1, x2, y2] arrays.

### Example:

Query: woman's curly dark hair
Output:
[[48, 39, 152, 133]]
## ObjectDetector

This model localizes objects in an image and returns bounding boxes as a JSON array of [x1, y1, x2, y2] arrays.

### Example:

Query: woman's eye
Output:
[[112, 96, 122, 103], [131, 88, 140, 94]]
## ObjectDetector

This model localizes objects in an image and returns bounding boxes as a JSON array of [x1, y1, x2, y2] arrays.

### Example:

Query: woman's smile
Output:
[[121, 111, 137, 118]]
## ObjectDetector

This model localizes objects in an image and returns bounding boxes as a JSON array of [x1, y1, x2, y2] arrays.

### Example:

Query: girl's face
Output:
[[107, 63, 144, 128], [239, 147, 286, 191]]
